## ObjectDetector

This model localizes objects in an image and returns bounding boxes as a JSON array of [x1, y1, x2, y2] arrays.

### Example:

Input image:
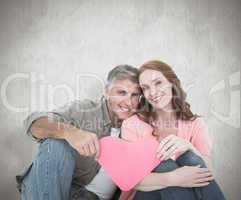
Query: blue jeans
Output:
[[134, 151, 226, 200], [16, 139, 100, 200]]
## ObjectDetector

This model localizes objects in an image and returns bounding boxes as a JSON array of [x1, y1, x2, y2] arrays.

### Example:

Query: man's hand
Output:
[[64, 129, 100, 158], [168, 165, 214, 187]]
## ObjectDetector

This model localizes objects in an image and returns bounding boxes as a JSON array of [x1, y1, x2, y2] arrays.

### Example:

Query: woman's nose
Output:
[[149, 87, 156, 97]]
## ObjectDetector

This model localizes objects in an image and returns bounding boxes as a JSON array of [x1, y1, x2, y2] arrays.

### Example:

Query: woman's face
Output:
[[139, 69, 173, 110]]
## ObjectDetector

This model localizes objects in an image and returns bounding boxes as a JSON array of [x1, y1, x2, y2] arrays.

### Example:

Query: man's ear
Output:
[[104, 86, 109, 99]]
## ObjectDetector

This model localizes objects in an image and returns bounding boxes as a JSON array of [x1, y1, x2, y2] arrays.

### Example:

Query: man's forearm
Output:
[[30, 116, 100, 157], [30, 117, 79, 140], [135, 172, 172, 191]]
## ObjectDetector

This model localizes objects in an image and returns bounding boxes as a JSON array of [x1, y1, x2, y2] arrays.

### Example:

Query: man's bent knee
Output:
[[38, 139, 75, 160]]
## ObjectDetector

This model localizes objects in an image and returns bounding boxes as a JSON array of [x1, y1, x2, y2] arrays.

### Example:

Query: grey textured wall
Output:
[[0, 0, 240, 199]]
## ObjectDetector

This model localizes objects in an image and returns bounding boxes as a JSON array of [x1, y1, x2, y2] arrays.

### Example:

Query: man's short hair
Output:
[[106, 64, 139, 87]]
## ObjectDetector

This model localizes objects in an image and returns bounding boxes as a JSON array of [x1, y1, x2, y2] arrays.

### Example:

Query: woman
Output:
[[120, 60, 226, 200]]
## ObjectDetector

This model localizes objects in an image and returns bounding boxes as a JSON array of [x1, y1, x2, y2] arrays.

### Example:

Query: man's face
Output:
[[105, 79, 141, 121]]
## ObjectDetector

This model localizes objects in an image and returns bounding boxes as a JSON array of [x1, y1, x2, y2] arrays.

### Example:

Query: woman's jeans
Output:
[[134, 151, 226, 200], [16, 139, 99, 200]]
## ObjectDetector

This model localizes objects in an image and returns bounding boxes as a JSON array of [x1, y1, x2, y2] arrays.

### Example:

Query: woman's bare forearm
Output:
[[135, 164, 213, 192], [135, 172, 170, 191], [135, 185, 165, 192]]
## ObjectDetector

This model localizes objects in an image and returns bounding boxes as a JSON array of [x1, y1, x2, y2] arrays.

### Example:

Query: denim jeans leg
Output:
[[20, 139, 76, 200], [176, 150, 206, 168], [176, 150, 226, 200], [199, 180, 226, 200], [133, 159, 196, 200], [176, 150, 206, 199]]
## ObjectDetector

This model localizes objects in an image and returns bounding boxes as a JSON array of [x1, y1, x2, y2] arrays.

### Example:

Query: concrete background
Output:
[[0, 0, 240, 199]]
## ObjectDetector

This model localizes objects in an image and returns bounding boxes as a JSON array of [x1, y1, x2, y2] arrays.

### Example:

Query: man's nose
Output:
[[123, 95, 132, 107]]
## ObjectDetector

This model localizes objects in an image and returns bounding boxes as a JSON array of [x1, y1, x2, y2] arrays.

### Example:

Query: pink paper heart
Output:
[[98, 137, 161, 191]]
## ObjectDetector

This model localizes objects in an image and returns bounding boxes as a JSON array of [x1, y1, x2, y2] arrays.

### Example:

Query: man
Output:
[[17, 65, 212, 200]]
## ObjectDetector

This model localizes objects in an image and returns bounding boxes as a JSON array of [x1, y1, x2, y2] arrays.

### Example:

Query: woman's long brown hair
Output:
[[137, 60, 199, 122]]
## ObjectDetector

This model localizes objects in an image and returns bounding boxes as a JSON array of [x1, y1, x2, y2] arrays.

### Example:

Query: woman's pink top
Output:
[[119, 114, 213, 200]]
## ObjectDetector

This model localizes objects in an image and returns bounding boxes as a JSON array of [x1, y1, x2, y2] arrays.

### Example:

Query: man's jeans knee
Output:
[[17, 139, 76, 200]]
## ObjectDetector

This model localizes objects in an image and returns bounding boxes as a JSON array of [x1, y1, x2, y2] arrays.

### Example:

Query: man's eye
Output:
[[118, 90, 126, 95]]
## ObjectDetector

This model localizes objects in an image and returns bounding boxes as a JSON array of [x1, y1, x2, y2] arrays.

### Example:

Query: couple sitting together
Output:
[[16, 60, 226, 200]]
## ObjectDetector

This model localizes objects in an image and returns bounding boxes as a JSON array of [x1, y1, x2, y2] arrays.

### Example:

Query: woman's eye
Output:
[[155, 81, 162, 85], [141, 87, 147, 92]]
